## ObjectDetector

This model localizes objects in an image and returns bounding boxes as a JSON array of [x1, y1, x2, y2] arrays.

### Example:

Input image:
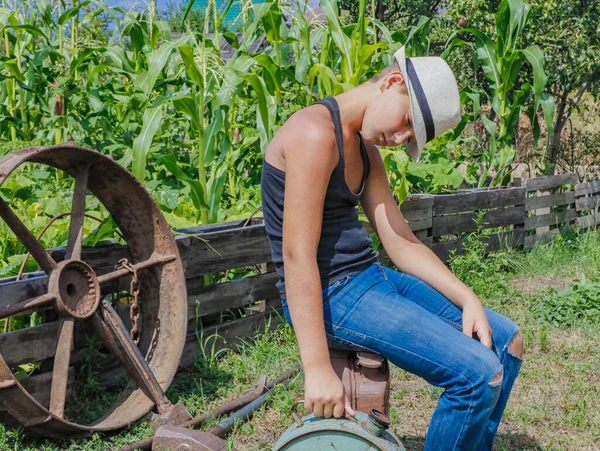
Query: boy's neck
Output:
[[334, 83, 379, 136]]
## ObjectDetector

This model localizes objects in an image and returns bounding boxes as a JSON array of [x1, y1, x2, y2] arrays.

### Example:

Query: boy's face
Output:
[[361, 72, 415, 149]]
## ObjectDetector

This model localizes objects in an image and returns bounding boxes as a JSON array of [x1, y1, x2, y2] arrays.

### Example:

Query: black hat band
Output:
[[406, 58, 435, 143]]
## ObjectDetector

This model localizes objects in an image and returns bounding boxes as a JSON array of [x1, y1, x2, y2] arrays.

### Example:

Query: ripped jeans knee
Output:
[[490, 369, 503, 387], [506, 329, 524, 362]]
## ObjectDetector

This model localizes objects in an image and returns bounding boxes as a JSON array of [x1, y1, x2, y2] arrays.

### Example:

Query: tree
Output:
[[338, 0, 442, 28], [445, 0, 600, 174], [530, 0, 600, 173], [164, 0, 207, 33]]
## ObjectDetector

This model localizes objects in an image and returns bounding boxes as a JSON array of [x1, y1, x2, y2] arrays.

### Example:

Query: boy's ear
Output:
[[379, 71, 407, 93]]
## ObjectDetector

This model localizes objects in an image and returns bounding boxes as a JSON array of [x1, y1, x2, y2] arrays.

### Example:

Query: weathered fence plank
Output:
[[577, 213, 600, 229], [20, 369, 74, 408], [432, 188, 525, 215], [403, 214, 432, 232], [0, 323, 58, 367], [51, 245, 130, 276], [525, 191, 575, 211], [188, 272, 279, 319], [52, 220, 272, 280], [0, 274, 47, 310], [432, 206, 525, 236], [575, 196, 600, 211], [400, 195, 434, 213], [524, 209, 577, 231], [1, 278, 280, 369], [401, 195, 434, 231], [180, 309, 283, 367], [518, 174, 578, 243], [574, 179, 600, 230], [0, 224, 273, 308], [524, 225, 574, 248], [523, 174, 578, 192], [178, 223, 272, 278], [575, 180, 600, 197], [431, 229, 525, 262]]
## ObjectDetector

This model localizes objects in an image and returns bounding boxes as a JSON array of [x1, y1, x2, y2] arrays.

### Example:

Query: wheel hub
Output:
[[49, 260, 100, 319]]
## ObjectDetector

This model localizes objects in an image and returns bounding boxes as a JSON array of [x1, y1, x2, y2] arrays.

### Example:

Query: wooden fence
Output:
[[0, 173, 598, 405]]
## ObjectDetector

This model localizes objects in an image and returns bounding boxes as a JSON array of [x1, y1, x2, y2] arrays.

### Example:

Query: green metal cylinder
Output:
[[273, 401, 406, 451]]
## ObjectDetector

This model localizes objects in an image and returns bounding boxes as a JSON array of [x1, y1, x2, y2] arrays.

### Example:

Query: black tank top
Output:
[[261, 96, 378, 300]]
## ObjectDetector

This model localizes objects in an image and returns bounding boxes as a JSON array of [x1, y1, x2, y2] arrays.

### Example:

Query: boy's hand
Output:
[[304, 365, 356, 419], [462, 298, 493, 349]]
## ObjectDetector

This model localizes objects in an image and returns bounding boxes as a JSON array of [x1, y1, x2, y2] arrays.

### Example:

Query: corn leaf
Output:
[[132, 105, 164, 181]]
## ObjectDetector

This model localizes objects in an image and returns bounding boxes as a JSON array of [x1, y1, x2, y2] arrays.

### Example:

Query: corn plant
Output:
[[443, 0, 555, 187], [0, 0, 567, 273], [170, 39, 227, 225]]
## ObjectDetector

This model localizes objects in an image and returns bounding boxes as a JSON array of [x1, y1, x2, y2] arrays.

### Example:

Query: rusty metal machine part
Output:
[[0, 144, 188, 437], [329, 349, 391, 416], [152, 425, 231, 451], [121, 369, 299, 451]]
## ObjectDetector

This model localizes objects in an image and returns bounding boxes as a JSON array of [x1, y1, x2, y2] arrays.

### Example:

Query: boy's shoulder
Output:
[[275, 103, 336, 145], [267, 103, 338, 171]]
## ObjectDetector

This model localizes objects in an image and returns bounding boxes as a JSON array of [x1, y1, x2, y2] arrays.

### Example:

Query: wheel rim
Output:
[[0, 144, 187, 437]]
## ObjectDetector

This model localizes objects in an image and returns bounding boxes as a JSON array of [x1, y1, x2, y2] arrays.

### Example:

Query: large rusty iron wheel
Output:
[[0, 144, 187, 437]]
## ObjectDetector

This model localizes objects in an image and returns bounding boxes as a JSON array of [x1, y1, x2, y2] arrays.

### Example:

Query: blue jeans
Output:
[[280, 261, 523, 451]]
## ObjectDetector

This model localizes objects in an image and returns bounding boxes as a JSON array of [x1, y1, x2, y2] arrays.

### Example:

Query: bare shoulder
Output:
[[266, 104, 338, 172]]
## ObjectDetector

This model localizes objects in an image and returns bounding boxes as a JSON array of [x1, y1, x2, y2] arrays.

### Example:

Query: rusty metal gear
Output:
[[0, 144, 188, 437]]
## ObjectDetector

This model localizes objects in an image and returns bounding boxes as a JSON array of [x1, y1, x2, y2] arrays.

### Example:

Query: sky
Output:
[[105, 0, 320, 13]]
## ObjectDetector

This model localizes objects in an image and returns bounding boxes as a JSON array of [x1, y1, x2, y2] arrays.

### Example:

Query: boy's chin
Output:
[[362, 134, 378, 146]]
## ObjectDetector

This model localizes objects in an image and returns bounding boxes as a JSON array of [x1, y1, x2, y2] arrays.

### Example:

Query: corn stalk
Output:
[[444, 0, 555, 186]]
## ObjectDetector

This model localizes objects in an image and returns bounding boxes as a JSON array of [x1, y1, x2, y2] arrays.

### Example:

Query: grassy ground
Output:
[[1, 227, 599, 450]]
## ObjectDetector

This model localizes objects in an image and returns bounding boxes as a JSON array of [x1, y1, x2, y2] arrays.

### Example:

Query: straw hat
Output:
[[394, 46, 461, 162]]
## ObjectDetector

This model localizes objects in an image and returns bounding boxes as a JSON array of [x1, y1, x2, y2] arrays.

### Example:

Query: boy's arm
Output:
[[281, 114, 356, 417], [360, 143, 492, 347], [359, 143, 477, 308], [282, 120, 336, 374]]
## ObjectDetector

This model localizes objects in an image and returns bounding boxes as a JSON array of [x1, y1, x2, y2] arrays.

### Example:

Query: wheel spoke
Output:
[[97, 254, 177, 285], [49, 317, 75, 418], [0, 197, 57, 274], [93, 303, 170, 412], [0, 293, 55, 321], [65, 165, 90, 261]]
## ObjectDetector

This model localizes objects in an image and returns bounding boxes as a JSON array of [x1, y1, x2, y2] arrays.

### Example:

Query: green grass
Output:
[[1, 227, 599, 450]]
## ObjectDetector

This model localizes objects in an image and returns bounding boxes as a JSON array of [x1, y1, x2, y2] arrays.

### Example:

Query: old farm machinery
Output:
[[0, 144, 190, 437]]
